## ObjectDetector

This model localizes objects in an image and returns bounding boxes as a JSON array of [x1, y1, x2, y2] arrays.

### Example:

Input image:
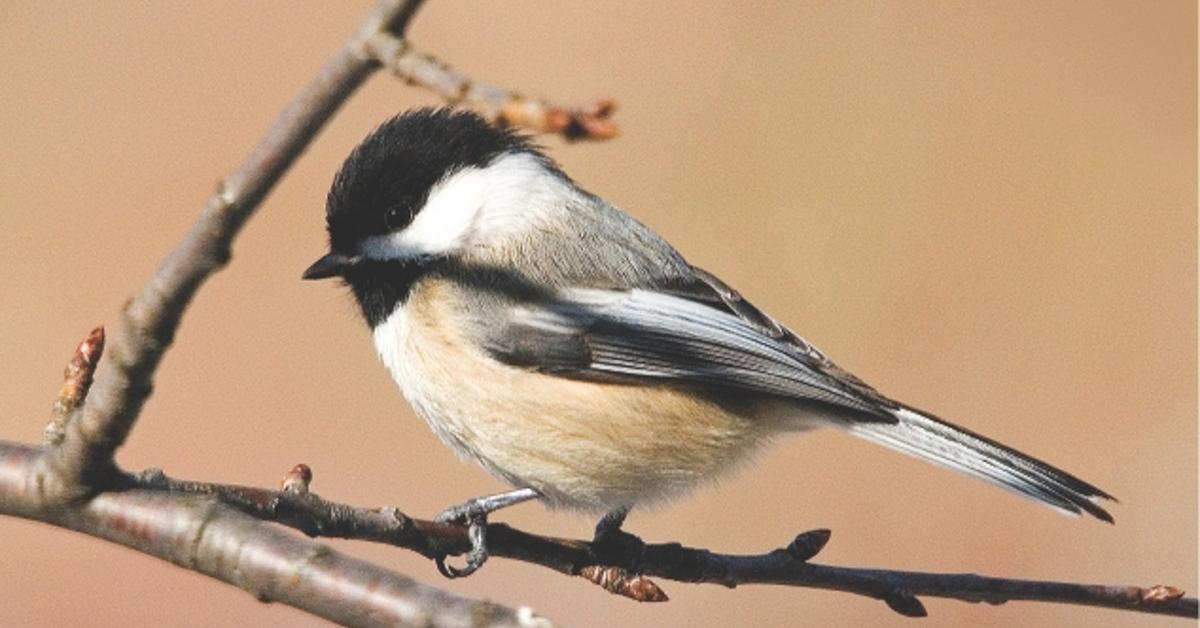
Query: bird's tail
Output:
[[838, 405, 1115, 522]]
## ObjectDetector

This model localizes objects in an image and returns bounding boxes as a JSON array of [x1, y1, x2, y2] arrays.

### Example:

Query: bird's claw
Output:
[[431, 489, 540, 579], [434, 501, 490, 579]]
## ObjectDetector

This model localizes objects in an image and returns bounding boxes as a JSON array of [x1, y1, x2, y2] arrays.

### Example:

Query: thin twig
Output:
[[366, 34, 619, 141], [114, 462, 1196, 619]]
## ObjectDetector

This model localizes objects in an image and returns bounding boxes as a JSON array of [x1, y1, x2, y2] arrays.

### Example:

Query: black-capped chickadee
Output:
[[304, 109, 1113, 577]]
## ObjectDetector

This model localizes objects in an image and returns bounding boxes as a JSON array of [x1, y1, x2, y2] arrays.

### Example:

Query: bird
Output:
[[303, 108, 1113, 577]]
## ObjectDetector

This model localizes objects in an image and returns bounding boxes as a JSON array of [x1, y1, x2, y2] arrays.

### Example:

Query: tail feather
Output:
[[840, 405, 1114, 522]]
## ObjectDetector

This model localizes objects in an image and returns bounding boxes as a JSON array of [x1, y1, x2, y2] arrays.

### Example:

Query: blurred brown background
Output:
[[0, 2, 1194, 626]]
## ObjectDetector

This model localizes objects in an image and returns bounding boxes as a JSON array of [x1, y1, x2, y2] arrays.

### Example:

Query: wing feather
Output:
[[485, 287, 894, 419]]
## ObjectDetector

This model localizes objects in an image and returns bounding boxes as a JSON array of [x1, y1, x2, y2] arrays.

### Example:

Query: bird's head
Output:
[[303, 108, 566, 283]]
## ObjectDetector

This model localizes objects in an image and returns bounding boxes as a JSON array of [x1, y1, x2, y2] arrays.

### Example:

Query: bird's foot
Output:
[[433, 487, 540, 579], [590, 507, 646, 571], [434, 510, 488, 578]]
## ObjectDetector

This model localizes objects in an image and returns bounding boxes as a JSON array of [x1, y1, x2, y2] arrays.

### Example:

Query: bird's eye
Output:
[[384, 206, 406, 230]]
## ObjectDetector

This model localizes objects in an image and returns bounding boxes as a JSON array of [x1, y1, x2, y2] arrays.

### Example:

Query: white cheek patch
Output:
[[359, 152, 569, 262], [360, 168, 487, 261]]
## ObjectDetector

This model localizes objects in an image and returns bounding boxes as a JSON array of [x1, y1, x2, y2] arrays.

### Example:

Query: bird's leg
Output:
[[433, 487, 540, 578], [591, 506, 646, 570], [593, 505, 629, 541]]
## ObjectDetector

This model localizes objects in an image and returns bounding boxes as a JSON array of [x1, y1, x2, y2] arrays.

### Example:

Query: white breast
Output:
[[372, 304, 485, 465]]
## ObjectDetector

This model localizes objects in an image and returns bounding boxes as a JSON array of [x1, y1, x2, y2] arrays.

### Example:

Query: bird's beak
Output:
[[302, 252, 359, 280]]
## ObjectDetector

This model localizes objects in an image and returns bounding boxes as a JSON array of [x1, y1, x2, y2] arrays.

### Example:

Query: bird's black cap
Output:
[[321, 108, 555, 257]]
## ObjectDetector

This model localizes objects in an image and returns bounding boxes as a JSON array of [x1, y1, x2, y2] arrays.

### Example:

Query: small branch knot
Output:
[[884, 589, 929, 617], [135, 467, 167, 484], [280, 464, 312, 494], [579, 565, 668, 602], [786, 528, 831, 562], [44, 327, 105, 446], [1141, 585, 1186, 605]]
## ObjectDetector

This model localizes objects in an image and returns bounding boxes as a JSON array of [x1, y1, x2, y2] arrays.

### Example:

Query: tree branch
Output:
[[0, 440, 551, 628], [0, 0, 1190, 625], [365, 33, 618, 141], [41, 0, 408, 496], [10, 411, 1197, 620], [115, 460, 1195, 619]]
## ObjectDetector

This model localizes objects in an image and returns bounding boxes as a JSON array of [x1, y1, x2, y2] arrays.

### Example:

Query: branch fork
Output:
[[0, 0, 1193, 625]]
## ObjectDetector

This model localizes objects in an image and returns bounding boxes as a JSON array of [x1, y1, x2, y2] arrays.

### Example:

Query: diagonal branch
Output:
[[41, 0, 421, 495], [365, 33, 619, 141]]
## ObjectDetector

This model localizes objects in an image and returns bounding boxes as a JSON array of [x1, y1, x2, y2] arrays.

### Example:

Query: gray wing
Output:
[[671, 266, 893, 407], [483, 276, 897, 421]]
